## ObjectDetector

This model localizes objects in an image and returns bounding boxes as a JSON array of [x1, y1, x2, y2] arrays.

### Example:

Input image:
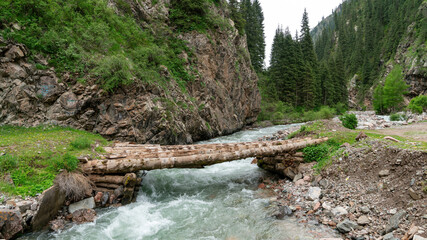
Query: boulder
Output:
[[337, 219, 358, 233], [16, 201, 33, 214], [356, 132, 368, 141], [68, 197, 95, 214], [31, 185, 66, 230], [271, 205, 293, 220], [0, 209, 23, 240]]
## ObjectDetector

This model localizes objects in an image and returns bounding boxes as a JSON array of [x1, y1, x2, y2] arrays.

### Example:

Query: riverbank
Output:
[[259, 120, 427, 240]]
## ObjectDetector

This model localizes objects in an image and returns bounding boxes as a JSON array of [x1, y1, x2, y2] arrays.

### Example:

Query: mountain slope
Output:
[[0, 0, 260, 144], [313, 0, 426, 109]]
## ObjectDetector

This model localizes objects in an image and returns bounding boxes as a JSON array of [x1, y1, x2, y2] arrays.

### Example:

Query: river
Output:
[[21, 124, 338, 240]]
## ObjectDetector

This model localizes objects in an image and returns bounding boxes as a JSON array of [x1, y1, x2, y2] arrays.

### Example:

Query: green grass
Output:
[[290, 121, 427, 172], [0, 125, 109, 196]]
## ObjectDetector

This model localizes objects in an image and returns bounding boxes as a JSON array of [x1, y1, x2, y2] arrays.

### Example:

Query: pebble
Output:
[[332, 206, 348, 216], [357, 215, 370, 225], [306, 187, 322, 201], [379, 169, 390, 177], [337, 219, 358, 233]]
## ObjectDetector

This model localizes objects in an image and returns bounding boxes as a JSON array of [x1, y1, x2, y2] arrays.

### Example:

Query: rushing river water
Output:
[[22, 124, 339, 240]]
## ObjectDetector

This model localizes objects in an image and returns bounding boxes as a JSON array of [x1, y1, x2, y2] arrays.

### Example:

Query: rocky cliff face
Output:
[[0, 0, 260, 144]]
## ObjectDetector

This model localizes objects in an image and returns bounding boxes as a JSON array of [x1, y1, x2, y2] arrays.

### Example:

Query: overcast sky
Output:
[[258, 0, 343, 67]]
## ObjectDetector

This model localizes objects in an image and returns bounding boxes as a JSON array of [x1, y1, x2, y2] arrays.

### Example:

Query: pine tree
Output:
[[299, 9, 318, 108], [241, 0, 265, 72]]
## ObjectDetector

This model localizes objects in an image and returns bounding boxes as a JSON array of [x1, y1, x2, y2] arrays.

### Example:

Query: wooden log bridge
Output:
[[82, 137, 328, 174], [82, 137, 327, 205]]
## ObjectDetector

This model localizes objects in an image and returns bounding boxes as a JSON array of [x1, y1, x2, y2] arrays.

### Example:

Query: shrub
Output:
[[408, 95, 427, 114], [70, 137, 92, 150], [334, 103, 347, 115], [94, 54, 133, 92], [0, 155, 18, 172], [339, 113, 358, 129], [390, 113, 407, 121], [318, 106, 336, 119], [303, 140, 340, 163]]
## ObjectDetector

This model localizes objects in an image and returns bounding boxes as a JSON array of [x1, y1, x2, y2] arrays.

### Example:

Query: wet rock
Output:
[[332, 206, 348, 216], [49, 218, 66, 232], [337, 219, 358, 233], [71, 209, 96, 224], [114, 186, 124, 198], [306, 187, 321, 201], [379, 169, 390, 177], [101, 192, 109, 206], [0, 209, 23, 239], [68, 197, 95, 214], [385, 210, 406, 234], [272, 205, 293, 219], [357, 215, 370, 225]]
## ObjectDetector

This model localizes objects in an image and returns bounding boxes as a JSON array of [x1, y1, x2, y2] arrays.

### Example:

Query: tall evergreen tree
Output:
[[241, 0, 265, 72], [299, 9, 318, 108]]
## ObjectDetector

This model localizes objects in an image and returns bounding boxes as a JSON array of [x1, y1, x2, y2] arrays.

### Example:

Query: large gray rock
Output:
[[336, 219, 358, 233], [31, 185, 66, 230], [306, 187, 321, 201], [68, 197, 95, 214], [0, 209, 23, 240], [384, 210, 407, 234]]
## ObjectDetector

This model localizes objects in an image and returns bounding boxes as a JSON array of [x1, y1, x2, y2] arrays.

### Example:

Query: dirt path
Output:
[[369, 121, 427, 142]]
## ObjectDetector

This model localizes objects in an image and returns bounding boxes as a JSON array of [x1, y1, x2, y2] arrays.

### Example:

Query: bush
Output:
[[303, 140, 340, 163], [390, 113, 407, 121], [408, 95, 427, 114], [0, 155, 18, 171], [70, 137, 92, 150], [94, 54, 133, 92], [339, 113, 358, 129], [318, 106, 336, 119]]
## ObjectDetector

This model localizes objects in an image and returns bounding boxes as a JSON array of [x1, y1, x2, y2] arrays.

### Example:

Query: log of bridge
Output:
[[81, 137, 328, 174]]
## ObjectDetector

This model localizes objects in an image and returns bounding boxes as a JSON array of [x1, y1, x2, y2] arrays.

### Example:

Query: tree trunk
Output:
[[81, 137, 328, 174]]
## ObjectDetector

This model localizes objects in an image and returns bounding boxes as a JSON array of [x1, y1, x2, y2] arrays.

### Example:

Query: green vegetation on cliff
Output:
[[0, 0, 228, 92], [0, 126, 108, 196]]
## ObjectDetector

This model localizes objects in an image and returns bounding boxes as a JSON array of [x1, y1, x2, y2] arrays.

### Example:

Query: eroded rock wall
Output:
[[0, 0, 260, 144]]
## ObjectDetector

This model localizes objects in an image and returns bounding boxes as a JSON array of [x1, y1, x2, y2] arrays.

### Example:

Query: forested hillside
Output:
[[314, 0, 427, 109]]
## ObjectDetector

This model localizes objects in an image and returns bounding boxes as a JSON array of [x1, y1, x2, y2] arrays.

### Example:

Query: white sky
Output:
[[258, 0, 343, 67]]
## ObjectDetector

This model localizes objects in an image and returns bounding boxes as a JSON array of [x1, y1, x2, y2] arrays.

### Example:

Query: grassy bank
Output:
[[0, 125, 109, 197], [291, 121, 427, 172]]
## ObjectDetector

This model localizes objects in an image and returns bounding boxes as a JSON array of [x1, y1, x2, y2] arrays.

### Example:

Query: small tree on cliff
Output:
[[373, 65, 408, 114]]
